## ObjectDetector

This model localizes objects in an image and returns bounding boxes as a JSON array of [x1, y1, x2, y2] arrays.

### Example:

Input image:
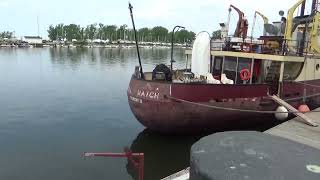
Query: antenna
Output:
[[37, 16, 40, 37], [171, 25, 185, 70]]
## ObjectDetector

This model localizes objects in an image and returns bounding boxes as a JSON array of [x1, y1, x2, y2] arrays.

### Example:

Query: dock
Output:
[[265, 107, 320, 150], [161, 168, 190, 180], [161, 108, 320, 180]]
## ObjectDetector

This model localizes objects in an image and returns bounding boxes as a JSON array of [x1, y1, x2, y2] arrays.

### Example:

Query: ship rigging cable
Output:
[[164, 95, 320, 114], [288, 81, 320, 89]]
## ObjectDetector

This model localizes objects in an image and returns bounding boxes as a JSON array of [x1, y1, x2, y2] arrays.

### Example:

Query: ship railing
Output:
[[209, 39, 315, 57], [282, 39, 314, 56], [83, 147, 144, 180]]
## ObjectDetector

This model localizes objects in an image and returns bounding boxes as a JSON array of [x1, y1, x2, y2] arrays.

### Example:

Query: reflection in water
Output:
[[48, 47, 187, 71], [126, 120, 280, 180], [127, 129, 202, 180], [0, 47, 189, 180]]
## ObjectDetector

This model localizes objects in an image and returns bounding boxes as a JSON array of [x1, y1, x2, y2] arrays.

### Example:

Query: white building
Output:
[[21, 36, 42, 44]]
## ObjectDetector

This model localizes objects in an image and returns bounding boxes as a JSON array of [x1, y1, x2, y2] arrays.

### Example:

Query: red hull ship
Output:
[[127, 0, 320, 133]]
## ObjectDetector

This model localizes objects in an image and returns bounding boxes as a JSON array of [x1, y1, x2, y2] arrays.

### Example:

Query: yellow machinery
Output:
[[284, 0, 320, 54], [284, 0, 305, 41], [310, 13, 320, 53]]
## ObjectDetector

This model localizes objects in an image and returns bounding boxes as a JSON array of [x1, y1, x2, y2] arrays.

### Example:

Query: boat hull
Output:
[[127, 77, 320, 133]]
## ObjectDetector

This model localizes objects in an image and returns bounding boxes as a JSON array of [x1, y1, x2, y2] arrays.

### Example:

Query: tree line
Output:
[[47, 23, 196, 43], [0, 31, 14, 39]]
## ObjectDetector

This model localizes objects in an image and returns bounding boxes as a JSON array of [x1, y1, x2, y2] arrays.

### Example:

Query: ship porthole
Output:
[[316, 64, 320, 71]]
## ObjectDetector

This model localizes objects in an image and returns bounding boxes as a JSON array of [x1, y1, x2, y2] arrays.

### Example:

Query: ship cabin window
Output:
[[212, 56, 223, 77], [212, 56, 262, 84], [223, 57, 237, 82]]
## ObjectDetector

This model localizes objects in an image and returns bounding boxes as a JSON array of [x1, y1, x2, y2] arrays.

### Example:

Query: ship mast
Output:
[[128, 3, 144, 79]]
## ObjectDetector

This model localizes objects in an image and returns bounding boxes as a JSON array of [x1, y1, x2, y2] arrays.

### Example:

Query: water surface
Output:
[[0, 47, 197, 180], [0, 47, 276, 180]]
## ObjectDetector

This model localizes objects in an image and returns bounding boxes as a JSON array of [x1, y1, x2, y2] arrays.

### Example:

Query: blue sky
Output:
[[0, 0, 315, 38]]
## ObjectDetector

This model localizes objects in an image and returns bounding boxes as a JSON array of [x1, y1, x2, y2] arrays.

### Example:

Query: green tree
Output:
[[212, 30, 221, 40], [47, 25, 57, 40], [175, 30, 195, 43], [97, 23, 104, 39], [138, 27, 150, 42], [104, 25, 117, 41], [117, 24, 127, 40], [0, 31, 13, 39], [56, 24, 65, 40], [64, 24, 81, 41], [47, 23, 196, 43], [47, 24, 64, 40], [85, 24, 97, 40], [80, 27, 85, 41], [151, 26, 168, 42]]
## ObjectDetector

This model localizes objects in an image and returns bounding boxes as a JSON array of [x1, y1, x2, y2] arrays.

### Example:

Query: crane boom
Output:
[[251, 11, 269, 37], [255, 11, 269, 24], [229, 5, 248, 38], [284, 0, 305, 41]]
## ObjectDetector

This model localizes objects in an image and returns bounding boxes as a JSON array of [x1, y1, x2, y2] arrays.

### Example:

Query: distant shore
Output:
[[0, 40, 191, 49]]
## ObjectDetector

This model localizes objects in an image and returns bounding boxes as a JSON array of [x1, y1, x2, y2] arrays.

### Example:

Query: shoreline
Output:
[[0, 42, 191, 49]]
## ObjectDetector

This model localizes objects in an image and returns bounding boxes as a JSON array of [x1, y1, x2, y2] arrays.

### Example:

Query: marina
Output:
[[2, 0, 320, 179], [0, 40, 189, 49]]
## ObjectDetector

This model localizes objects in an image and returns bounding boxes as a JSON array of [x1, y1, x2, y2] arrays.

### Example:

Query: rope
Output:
[[164, 95, 320, 114], [285, 92, 320, 102], [288, 81, 320, 89]]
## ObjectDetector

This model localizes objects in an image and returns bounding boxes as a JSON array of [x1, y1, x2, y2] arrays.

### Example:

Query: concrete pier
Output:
[[265, 107, 320, 150], [162, 108, 320, 180]]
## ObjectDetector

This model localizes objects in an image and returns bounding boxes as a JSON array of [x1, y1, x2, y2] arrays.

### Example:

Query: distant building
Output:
[[21, 36, 42, 44]]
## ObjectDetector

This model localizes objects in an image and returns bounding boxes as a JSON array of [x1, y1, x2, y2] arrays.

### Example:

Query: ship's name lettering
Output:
[[130, 96, 143, 103], [137, 89, 159, 99]]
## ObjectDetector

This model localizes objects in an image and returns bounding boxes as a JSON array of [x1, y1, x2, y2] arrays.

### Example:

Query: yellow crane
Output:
[[310, 13, 320, 53], [284, 0, 305, 41], [284, 0, 320, 53]]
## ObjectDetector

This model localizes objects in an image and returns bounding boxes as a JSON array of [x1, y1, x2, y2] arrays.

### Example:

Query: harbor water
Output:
[[0, 47, 276, 180]]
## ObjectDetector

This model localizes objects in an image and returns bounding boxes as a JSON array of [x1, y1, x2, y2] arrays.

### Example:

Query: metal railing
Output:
[[210, 38, 314, 57], [83, 147, 144, 180]]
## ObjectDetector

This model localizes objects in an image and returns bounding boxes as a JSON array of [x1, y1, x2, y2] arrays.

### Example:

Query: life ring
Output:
[[240, 68, 251, 81]]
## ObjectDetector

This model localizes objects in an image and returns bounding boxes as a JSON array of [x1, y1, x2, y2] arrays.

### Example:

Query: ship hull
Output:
[[127, 76, 320, 133]]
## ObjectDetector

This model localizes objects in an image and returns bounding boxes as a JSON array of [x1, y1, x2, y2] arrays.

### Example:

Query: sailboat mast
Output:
[[37, 16, 40, 37]]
